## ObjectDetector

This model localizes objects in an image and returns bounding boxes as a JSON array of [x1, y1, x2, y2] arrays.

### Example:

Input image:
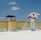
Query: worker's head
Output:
[[33, 13, 35, 16]]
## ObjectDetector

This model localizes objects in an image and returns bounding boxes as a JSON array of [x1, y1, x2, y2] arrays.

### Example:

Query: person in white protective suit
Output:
[[27, 12, 40, 31]]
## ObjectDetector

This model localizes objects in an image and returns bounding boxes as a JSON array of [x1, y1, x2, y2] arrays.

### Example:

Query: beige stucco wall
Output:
[[16, 22, 30, 28], [0, 21, 8, 28], [0, 20, 41, 29]]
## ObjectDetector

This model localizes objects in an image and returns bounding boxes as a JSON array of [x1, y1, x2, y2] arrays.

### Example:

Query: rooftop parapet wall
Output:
[[0, 21, 41, 29], [0, 21, 8, 28], [16, 22, 30, 28]]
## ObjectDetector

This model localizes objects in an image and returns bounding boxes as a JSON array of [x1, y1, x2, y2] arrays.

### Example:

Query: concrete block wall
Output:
[[0, 20, 41, 31]]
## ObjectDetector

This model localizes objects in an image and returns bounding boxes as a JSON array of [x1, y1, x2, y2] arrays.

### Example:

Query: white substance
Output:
[[0, 30, 41, 40]]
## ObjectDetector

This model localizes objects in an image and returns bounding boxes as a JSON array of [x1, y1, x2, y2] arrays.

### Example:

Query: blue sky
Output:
[[0, 0, 41, 21]]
